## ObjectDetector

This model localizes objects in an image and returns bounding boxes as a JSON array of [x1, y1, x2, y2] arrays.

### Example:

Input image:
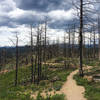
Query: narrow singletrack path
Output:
[[60, 70, 87, 100]]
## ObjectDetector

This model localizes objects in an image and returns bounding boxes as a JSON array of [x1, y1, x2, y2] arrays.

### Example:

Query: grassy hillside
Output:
[[0, 62, 74, 100]]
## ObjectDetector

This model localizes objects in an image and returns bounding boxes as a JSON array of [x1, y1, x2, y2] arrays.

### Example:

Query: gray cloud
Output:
[[0, 0, 15, 12], [0, 0, 75, 29], [14, 0, 71, 12], [0, 0, 99, 30]]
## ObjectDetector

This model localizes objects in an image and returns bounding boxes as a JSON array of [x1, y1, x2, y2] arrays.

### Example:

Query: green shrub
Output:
[[53, 81, 63, 91], [36, 93, 65, 100], [74, 74, 100, 100], [55, 57, 66, 63]]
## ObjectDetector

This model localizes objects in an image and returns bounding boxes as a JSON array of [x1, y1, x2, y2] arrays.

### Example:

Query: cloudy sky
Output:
[[0, 0, 99, 46]]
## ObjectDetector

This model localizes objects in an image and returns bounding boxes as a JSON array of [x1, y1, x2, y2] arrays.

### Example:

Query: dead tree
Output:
[[87, 34, 90, 59], [15, 34, 19, 86], [68, 27, 71, 58], [89, 32, 92, 58], [9, 33, 19, 86], [83, 32, 85, 58], [43, 20, 47, 61], [93, 25, 96, 59], [34, 53, 37, 83], [43, 20, 47, 78], [72, 24, 76, 57], [98, 16, 100, 60], [37, 25, 43, 84], [56, 37, 60, 57], [30, 25, 34, 83], [79, 0, 84, 77], [39, 26, 42, 80], [63, 33, 67, 58]]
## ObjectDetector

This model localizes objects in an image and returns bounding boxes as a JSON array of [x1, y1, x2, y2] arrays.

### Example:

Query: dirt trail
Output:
[[0, 69, 9, 74], [60, 70, 87, 100], [31, 66, 92, 100]]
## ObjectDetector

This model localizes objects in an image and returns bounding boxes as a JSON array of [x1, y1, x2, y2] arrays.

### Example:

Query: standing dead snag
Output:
[[93, 25, 96, 59], [30, 25, 34, 83], [39, 26, 42, 80], [37, 25, 41, 84], [44, 20, 47, 78], [15, 34, 19, 86], [34, 53, 37, 83], [63, 33, 67, 69], [98, 16, 100, 60], [43, 20, 47, 61], [89, 32, 92, 58], [63, 33, 67, 58], [9, 33, 19, 86], [79, 0, 84, 77], [72, 24, 75, 57], [68, 26, 71, 58]]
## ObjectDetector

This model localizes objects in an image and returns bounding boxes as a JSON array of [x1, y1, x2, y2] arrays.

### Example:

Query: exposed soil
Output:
[[61, 70, 87, 100]]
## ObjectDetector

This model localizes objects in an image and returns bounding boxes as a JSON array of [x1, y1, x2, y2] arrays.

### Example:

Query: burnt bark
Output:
[[79, 0, 84, 77]]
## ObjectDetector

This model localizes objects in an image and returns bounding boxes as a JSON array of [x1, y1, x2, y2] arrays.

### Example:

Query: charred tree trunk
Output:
[[44, 21, 47, 78], [63, 34, 67, 58], [39, 27, 42, 80], [79, 0, 84, 77], [90, 32, 92, 58], [72, 24, 75, 57], [98, 16, 100, 60], [93, 26, 96, 59], [34, 53, 37, 83], [30, 25, 34, 83], [83, 32, 85, 58], [37, 26, 40, 84], [68, 28, 71, 57], [15, 35, 19, 86]]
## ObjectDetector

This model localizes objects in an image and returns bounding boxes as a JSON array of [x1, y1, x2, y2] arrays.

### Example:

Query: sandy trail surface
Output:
[[60, 70, 87, 100]]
